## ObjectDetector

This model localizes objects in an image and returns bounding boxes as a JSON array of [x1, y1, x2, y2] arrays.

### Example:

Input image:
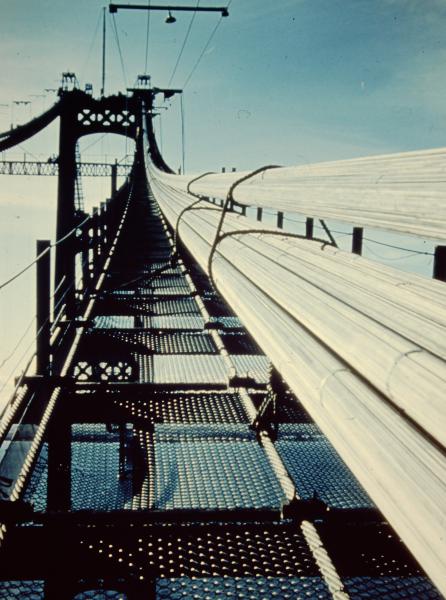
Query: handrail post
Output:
[[433, 246, 446, 281], [277, 211, 284, 229], [92, 207, 100, 278], [100, 201, 107, 248], [81, 222, 90, 291], [257, 207, 263, 222], [306, 217, 314, 239], [352, 227, 363, 255], [111, 159, 118, 197], [36, 240, 51, 376]]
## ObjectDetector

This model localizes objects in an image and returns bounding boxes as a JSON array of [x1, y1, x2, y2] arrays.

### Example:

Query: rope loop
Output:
[[207, 164, 281, 287]]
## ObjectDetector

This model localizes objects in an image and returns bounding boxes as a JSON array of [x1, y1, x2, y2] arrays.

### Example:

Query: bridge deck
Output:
[[0, 171, 441, 599]]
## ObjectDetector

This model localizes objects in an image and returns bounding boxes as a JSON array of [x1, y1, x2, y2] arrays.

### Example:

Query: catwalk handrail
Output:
[[151, 147, 446, 239], [144, 138, 446, 595]]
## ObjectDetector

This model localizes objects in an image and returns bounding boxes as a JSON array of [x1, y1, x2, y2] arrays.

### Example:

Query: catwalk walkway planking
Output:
[[0, 162, 442, 599]]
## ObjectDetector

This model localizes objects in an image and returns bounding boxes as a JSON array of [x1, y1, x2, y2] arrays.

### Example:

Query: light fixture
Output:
[[165, 10, 176, 23]]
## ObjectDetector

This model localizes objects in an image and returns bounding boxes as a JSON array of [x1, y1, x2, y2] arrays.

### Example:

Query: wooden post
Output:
[[36, 240, 51, 376], [277, 211, 284, 229], [257, 207, 263, 222]]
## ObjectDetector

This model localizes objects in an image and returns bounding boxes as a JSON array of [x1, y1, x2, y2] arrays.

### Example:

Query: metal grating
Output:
[[149, 297, 201, 316], [231, 355, 271, 384], [141, 316, 206, 330], [277, 424, 373, 509], [0, 581, 44, 599], [209, 316, 243, 329], [74, 592, 127, 600], [137, 355, 229, 385], [220, 332, 263, 355], [93, 316, 135, 329], [110, 391, 248, 424], [91, 330, 217, 354], [344, 577, 442, 599], [78, 522, 325, 579], [156, 576, 331, 598], [153, 423, 285, 510], [71, 437, 133, 511]]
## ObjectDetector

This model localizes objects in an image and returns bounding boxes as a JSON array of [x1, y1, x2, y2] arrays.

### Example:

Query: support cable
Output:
[[111, 13, 128, 89], [0, 215, 90, 292], [364, 237, 434, 256], [182, 16, 224, 88], [180, 93, 186, 173], [168, 0, 200, 87], [79, 8, 102, 85], [143, 0, 151, 74]]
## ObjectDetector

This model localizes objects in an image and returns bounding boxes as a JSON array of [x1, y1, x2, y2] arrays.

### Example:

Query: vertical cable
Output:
[[101, 7, 106, 96], [144, 0, 151, 74], [111, 13, 128, 89], [180, 93, 185, 174], [168, 1, 200, 87]]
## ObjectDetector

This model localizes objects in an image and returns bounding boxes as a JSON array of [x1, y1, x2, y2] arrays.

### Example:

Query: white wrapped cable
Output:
[[150, 147, 446, 239], [145, 155, 446, 594]]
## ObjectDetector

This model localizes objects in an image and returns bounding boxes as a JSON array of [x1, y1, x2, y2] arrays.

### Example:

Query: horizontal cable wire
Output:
[[0, 215, 90, 292]]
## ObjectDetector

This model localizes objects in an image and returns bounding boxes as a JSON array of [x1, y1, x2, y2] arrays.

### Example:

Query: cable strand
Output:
[[168, 0, 200, 87]]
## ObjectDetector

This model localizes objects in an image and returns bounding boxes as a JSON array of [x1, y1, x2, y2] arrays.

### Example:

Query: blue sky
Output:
[[0, 0, 445, 401], [1, 0, 446, 169]]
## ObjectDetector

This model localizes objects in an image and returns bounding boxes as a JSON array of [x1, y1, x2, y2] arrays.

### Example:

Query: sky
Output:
[[0, 0, 445, 403]]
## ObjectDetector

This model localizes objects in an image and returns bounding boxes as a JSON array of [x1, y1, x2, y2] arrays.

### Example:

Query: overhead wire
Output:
[[82, 133, 108, 153], [111, 13, 128, 89], [79, 8, 102, 84], [182, 16, 224, 89], [180, 93, 185, 173], [144, 0, 152, 74], [168, 0, 200, 87], [0, 215, 90, 292]]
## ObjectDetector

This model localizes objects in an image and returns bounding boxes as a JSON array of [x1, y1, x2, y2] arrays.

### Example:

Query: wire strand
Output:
[[364, 236, 434, 256], [183, 17, 223, 89], [80, 8, 102, 84], [111, 13, 128, 89], [144, 0, 151, 74], [168, 0, 200, 87], [0, 215, 90, 292], [364, 243, 432, 262], [180, 93, 185, 174]]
